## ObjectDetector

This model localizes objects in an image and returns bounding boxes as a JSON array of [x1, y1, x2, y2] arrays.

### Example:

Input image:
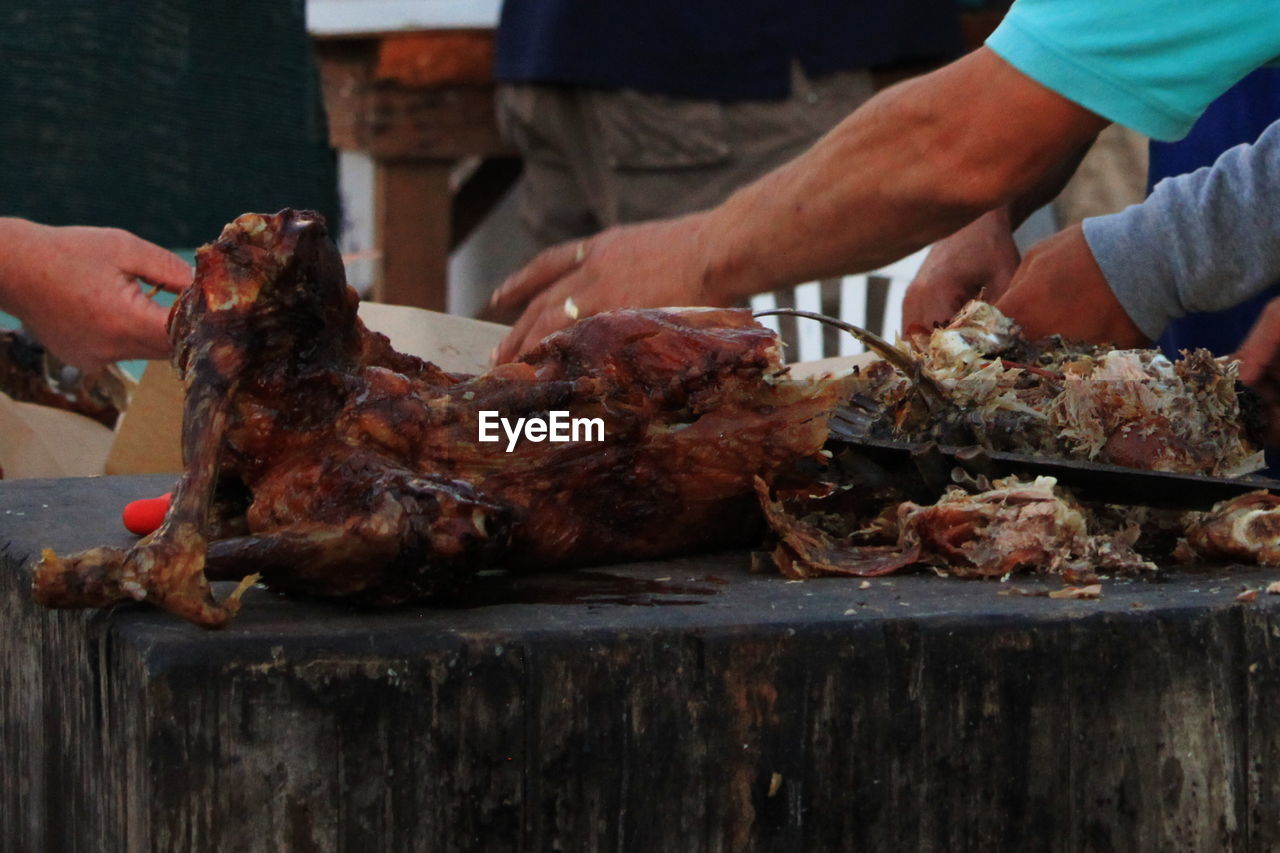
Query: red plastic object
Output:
[[122, 492, 172, 535]]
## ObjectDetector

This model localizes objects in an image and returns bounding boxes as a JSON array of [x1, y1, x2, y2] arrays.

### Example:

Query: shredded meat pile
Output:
[[1181, 492, 1280, 565], [762, 301, 1277, 582], [33, 210, 852, 626], [759, 472, 1159, 582], [846, 301, 1264, 476]]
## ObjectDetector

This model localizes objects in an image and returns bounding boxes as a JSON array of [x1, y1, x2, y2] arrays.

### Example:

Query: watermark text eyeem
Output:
[[478, 410, 604, 452]]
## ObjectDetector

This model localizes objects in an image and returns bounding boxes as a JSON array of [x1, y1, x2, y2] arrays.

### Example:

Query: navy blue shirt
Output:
[[495, 0, 963, 100]]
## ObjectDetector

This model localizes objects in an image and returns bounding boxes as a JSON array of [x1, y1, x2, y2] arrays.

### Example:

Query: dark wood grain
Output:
[[374, 161, 450, 310], [315, 39, 510, 161], [5, 475, 1280, 850]]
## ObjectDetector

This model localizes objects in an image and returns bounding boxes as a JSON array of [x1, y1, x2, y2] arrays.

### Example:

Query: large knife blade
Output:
[[827, 425, 1280, 511], [759, 307, 1279, 510]]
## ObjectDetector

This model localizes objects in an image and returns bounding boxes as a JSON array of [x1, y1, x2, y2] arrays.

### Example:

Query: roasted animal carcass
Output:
[[33, 210, 852, 626]]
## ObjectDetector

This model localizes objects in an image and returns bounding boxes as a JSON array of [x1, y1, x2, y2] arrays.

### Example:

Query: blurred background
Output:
[[0, 0, 1144, 344]]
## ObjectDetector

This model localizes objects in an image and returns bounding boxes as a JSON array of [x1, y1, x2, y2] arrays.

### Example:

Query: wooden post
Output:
[[314, 35, 517, 313], [374, 159, 452, 310]]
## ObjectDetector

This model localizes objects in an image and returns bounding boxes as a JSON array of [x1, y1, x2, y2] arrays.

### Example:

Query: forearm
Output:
[[0, 218, 190, 371], [1086, 120, 1280, 340], [700, 48, 1107, 303], [951, 141, 1088, 265], [0, 218, 48, 318], [1007, 141, 1092, 227]]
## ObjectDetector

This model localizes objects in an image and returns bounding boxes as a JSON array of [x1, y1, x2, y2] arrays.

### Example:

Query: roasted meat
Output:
[[1181, 491, 1280, 565], [755, 475, 922, 580], [844, 301, 1264, 477], [759, 473, 1153, 582], [761, 301, 1270, 583], [0, 329, 127, 428], [896, 477, 1153, 581], [33, 209, 852, 626]]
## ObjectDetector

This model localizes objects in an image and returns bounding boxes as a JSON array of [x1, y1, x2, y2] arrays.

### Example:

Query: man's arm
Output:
[[0, 218, 192, 374], [491, 47, 1108, 360], [991, 224, 1148, 347], [694, 49, 1107, 297], [994, 118, 1280, 346], [1086, 119, 1280, 341], [901, 139, 1093, 331]]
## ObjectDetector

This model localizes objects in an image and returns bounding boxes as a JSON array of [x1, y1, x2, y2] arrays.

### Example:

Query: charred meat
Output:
[[0, 329, 127, 428]]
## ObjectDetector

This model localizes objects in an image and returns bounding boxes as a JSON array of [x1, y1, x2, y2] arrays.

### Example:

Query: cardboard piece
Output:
[[101, 362, 187, 477], [0, 392, 114, 479], [357, 302, 507, 374]]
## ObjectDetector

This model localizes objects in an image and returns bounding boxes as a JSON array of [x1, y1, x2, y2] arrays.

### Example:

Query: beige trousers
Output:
[[1055, 124, 1150, 227], [496, 66, 877, 248]]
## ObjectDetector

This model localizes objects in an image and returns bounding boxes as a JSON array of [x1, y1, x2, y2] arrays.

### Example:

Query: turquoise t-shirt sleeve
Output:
[[986, 0, 1280, 141]]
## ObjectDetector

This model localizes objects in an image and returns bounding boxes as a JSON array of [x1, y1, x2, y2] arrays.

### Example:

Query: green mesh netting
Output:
[[0, 0, 339, 247]]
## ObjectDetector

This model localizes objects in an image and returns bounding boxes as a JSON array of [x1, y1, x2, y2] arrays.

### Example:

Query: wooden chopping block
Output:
[[6, 474, 1280, 850]]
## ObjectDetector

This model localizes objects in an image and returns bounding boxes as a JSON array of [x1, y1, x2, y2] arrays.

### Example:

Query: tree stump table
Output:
[[4, 474, 1280, 851]]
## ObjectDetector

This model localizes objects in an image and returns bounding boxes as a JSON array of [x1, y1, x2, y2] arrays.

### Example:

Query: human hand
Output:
[[992, 224, 1147, 348], [489, 213, 743, 362], [0, 220, 191, 375], [1234, 297, 1280, 446], [902, 208, 1022, 332]]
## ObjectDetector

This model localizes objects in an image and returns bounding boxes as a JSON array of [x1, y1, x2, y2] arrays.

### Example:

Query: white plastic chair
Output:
[[749, 246, 931, 363]]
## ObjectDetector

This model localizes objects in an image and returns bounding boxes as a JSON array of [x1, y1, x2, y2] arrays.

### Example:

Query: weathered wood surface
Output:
[[373, 161, 451, 310], [5, 475, 1280, 851], [313, 37, 519, 312], [314, 39, 511, 161]]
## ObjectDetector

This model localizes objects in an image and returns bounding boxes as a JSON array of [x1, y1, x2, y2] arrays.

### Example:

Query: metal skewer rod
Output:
[[752, 308, 948, 407]]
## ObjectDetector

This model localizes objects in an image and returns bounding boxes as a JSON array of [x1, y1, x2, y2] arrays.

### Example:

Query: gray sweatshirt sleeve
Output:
[[1082, 118, 1280, 341]]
